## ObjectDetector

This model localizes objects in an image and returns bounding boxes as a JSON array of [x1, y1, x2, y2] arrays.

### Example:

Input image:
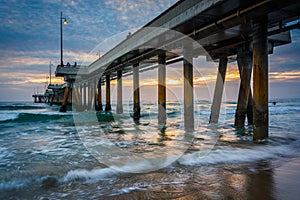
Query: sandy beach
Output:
[[100, 155, 300, 200]]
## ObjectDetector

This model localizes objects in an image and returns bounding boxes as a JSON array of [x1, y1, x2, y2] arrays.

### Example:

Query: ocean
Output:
[[0, 99, 300, 199]]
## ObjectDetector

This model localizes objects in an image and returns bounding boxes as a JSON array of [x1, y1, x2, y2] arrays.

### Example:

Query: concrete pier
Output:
[[133, 63, 140, 119], [73, 85, 82, 111], [183, 45, 194, 129], [83, 83, 87, 109], [235, 44, 253, 127], [105, 74, 112, 111], [158, 53, 166, 126], [116, 70, 123, 114], [32, 94, 47, 103], [252, 18, 269, 140], [209, 57, 228, 124], [53, 0, 300, 141], [247, 98, 253, 125], [79, 84, 83, 109], [95, 78, 103, 111], [93, 79, 97, 111], [59, 85, 69, 112], [88, 82, 92, 110]]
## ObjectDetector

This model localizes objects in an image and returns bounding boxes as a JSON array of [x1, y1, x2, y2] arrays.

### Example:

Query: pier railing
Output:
[[55, 65, 88, 76]]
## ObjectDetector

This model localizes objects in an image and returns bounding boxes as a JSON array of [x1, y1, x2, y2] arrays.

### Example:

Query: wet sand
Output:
[[2, 155, 299, 199], [102, 155, 300, 200], [274, 156, 300, 200]]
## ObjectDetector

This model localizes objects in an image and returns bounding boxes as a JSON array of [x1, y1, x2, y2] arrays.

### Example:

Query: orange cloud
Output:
[[270, 70, 300, 82]]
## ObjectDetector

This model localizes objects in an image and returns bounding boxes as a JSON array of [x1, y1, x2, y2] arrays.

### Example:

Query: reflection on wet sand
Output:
[[100, 161, 280, 200]]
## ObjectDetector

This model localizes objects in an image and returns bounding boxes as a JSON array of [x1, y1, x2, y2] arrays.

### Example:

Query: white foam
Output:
[[112, 181, 185, 196], [179, 144, 296, 166], [0, 179, 31, 191], [109, 157, 169, 173], [64, 167, 120, 183], [0, 113, 19, 122]]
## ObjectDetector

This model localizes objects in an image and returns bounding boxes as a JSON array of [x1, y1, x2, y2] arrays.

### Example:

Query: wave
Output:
[[0, 112, 72, 123], [0, 105, 47, 111], [0, 167, 119, 192], [0, 178, 32, 192], [179, 143, 297, 166], [64, 167, 119, 183], [73, 112, 115, 124], [0, 113, 19, 122], [0, 142, 298, 192]]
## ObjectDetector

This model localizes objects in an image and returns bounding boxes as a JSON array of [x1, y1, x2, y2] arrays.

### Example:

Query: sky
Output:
[[0, 0, 300, 102]]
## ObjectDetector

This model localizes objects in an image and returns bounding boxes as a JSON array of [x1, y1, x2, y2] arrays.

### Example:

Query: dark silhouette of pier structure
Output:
[[55, 0, 300, 140]]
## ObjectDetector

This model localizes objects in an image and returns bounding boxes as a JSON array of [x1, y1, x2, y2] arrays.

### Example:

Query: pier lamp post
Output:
[[60, 12, 68, 67]]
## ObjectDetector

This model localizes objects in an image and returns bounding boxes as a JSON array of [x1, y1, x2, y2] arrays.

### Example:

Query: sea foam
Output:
[[0, 113, 19, 122], [179, 144, 296, 166]]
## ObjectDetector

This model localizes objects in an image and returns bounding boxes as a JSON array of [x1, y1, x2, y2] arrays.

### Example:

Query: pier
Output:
[[55, 0, 300, 140], [32, 84, 68, 106]]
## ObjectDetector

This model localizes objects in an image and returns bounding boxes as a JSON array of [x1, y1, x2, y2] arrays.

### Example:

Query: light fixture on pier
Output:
[[60, 12, 68, 67]]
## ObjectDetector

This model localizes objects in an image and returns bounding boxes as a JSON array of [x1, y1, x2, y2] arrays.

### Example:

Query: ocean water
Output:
[[0, 99, 300, 199]]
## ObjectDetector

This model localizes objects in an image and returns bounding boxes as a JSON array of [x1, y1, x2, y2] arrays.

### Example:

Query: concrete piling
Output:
[[183, 45, 194, 129], [88, 81, 92, 110], [95, 78, 103, 111], [235, 44, 253, 127], [117, 70, 123, 114], [105, 74, 112, 111], [209, 56, 228, 124], [59, 85, 69, 112], [158, 53, 166, 126], [133, 63, 140, 119], [252, 18, 269, 140]]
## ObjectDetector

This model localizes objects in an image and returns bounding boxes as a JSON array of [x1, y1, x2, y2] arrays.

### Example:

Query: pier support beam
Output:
[[93, 79, 97, 111], [105, 74, 112, 111], [88, 82, 92, 110], [89, 81, 93, 110], [235, 44, 253, 127], [79, 84, 83, 109], [73, 84, 82, 111], [252, 18, 269, 140], [50, 92, 55, 106], [247, 98, 253, 125], [209, 56, 228, 123], [133, 63, 140, 119], [183, 45, 194, 129], [117, 70, 123, 114], [60, 84, 70, 112], [95, 78, 103, 111], [83, 83, 87, 110], [158, 53, 166, 126]]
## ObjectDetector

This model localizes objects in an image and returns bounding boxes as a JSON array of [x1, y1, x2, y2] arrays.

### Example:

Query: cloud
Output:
[[269, 29, 300, 72], [104, 0, 177, 29], [270, 70, 300, 82]]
